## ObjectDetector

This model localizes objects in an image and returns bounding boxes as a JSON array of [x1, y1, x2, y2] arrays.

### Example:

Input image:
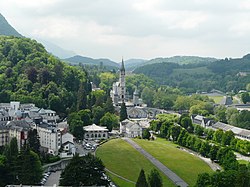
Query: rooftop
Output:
[[83, 124, 108, 132]]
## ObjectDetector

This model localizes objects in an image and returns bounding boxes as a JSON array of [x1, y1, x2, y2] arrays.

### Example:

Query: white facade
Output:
[[110, 59, 126, 106], [34, 124, 61, 155], [120, 119, 142, 138], [83, 124, 108, 140]]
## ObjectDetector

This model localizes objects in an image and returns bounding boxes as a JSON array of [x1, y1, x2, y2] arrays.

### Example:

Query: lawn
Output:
[[208, 96, 223, 104], [238, 160, 250, 165], [133, 138, 213, 186], [96, 139, 175, 187]]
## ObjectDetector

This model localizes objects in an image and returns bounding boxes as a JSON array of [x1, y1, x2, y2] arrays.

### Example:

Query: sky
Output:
[[1, 0, 250, 62]]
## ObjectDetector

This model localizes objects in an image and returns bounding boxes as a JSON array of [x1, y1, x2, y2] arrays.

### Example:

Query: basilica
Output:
[[110, 59, 140, 106]]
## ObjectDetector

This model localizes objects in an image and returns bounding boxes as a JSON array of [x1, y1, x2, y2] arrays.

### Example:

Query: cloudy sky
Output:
[[1, 0, 250, 61]]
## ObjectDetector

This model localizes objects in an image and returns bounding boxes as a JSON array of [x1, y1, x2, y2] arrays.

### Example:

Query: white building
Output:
[[83, 124, 108, 140], [34, 123, 61, 155], [120, 119, 142, 138]]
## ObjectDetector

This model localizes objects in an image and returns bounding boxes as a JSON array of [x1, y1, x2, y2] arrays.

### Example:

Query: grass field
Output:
[[238, 160, 250, 165], [133, 138, 213, 186], [96, 139, 175, 187], [208, 96, 223, 104]]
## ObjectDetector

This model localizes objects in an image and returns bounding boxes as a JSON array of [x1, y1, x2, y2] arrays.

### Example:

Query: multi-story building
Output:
[[34, 123, 61, 155], [0, 122, 9, 147], [6, 120, 31, 150]]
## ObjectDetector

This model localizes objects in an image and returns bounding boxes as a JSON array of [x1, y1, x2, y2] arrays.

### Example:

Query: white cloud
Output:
[[0, 0, 250, 61]]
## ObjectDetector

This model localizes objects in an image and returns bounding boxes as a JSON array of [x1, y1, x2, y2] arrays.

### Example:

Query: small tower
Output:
[[133, 87, 139, 106], [119, 58, 126, 103]]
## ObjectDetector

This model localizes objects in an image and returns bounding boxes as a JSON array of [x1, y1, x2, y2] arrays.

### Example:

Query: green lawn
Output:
[[208, 96, 223, 104], [96, 139, 175, 187], [133, 138, 213, 186], [238, 160, 250, 165]]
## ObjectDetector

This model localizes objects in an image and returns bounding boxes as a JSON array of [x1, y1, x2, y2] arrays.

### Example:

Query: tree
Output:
[[241, 92, 250, 104], [120, 102, 128, 121], [142, 129, 151, 140], [93, 106, 105, 124], [141, 87, 154, 107], [104, 97, 115, 114], [180, 116, 194, 133], [221, 130, 234, 146], [170, 125, 181, 142], [136, 169, 148, 187], [196, 173, 211, 187], [213, 129, 224, 143], [100, 112, 119, 132], [78, 109, 92, 126], [0, 155, 9, 186], [148, 169, 162, 187], [209, 145, 219, 161], [27, 129, 40, 155], [60, 153, 109, 187], [214, 105, 227, 123], [16, 147, 43, 184]]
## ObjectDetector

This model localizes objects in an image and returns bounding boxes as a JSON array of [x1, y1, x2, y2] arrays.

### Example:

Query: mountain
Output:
[[0, 13, 22, 37], [133, 54, 250, 93], [145, 56, 218, 66], [37, 39, 75, 59], [63, 55, 119, 69], [124, 59, 147, 71]]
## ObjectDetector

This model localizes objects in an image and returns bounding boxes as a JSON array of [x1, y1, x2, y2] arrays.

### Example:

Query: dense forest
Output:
[[134, 55, 250, 93], [0, 36, 90, 117]]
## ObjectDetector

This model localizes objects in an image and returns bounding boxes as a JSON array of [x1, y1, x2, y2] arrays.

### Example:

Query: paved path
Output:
[[105, 168, 136, 184], [235, 152, 250, 162], [180, 147, 221, 171], [123, 138, 188, 187], [45, 170, 61, 186]]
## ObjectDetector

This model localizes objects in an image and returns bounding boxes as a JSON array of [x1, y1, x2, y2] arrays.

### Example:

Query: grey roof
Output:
[[212, 121, 250, 139]]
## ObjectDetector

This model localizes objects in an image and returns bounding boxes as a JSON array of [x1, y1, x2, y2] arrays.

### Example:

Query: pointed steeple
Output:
[[120, 58, 125, 71]]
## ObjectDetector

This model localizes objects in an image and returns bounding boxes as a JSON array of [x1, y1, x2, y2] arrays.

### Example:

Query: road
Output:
[[123, 138, 188, 187], [45, 170, 62, 186]]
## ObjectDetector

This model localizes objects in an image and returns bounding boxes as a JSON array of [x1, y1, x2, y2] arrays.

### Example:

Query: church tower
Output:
[[119, 58, 126, 103]]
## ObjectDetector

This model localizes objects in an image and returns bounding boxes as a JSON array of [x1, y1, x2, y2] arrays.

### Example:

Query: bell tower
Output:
[[119, 58, 126, 103]]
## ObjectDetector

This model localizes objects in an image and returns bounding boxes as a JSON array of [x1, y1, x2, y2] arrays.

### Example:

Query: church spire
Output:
[[120, 58, 125, 71]]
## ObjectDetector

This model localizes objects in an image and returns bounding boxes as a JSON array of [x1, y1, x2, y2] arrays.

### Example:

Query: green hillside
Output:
[[0, 36, 89, 116], [134, 55, 250, 93], [63, 55, 119, 70], [0, 14, 22, 37]]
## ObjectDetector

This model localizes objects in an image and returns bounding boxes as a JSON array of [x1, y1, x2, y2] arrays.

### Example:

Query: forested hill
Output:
[[133, 55, 250, 93], [0, 13, 22, 37], [0, 36, 90, 116], [63, 55, 119, 70]]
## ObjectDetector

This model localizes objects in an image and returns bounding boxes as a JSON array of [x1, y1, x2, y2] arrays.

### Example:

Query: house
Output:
[[61, 141, 76, 155], [120, 119, 142, 138], [62, 132, 74, 145], [83, 124, 109, 140], [34, 123, 61, 155]]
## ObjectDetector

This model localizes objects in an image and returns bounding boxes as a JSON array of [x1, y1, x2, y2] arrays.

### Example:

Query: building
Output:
[[191, 114, 250, 141], [0, 122, 8, 147], [120, 119, 142, 138], [6, 120, 31, 150], [34, 123, 61, 155], [83, 124, 109, 140], [110, 59, 143, 107], [110, 59, 126, 105]]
